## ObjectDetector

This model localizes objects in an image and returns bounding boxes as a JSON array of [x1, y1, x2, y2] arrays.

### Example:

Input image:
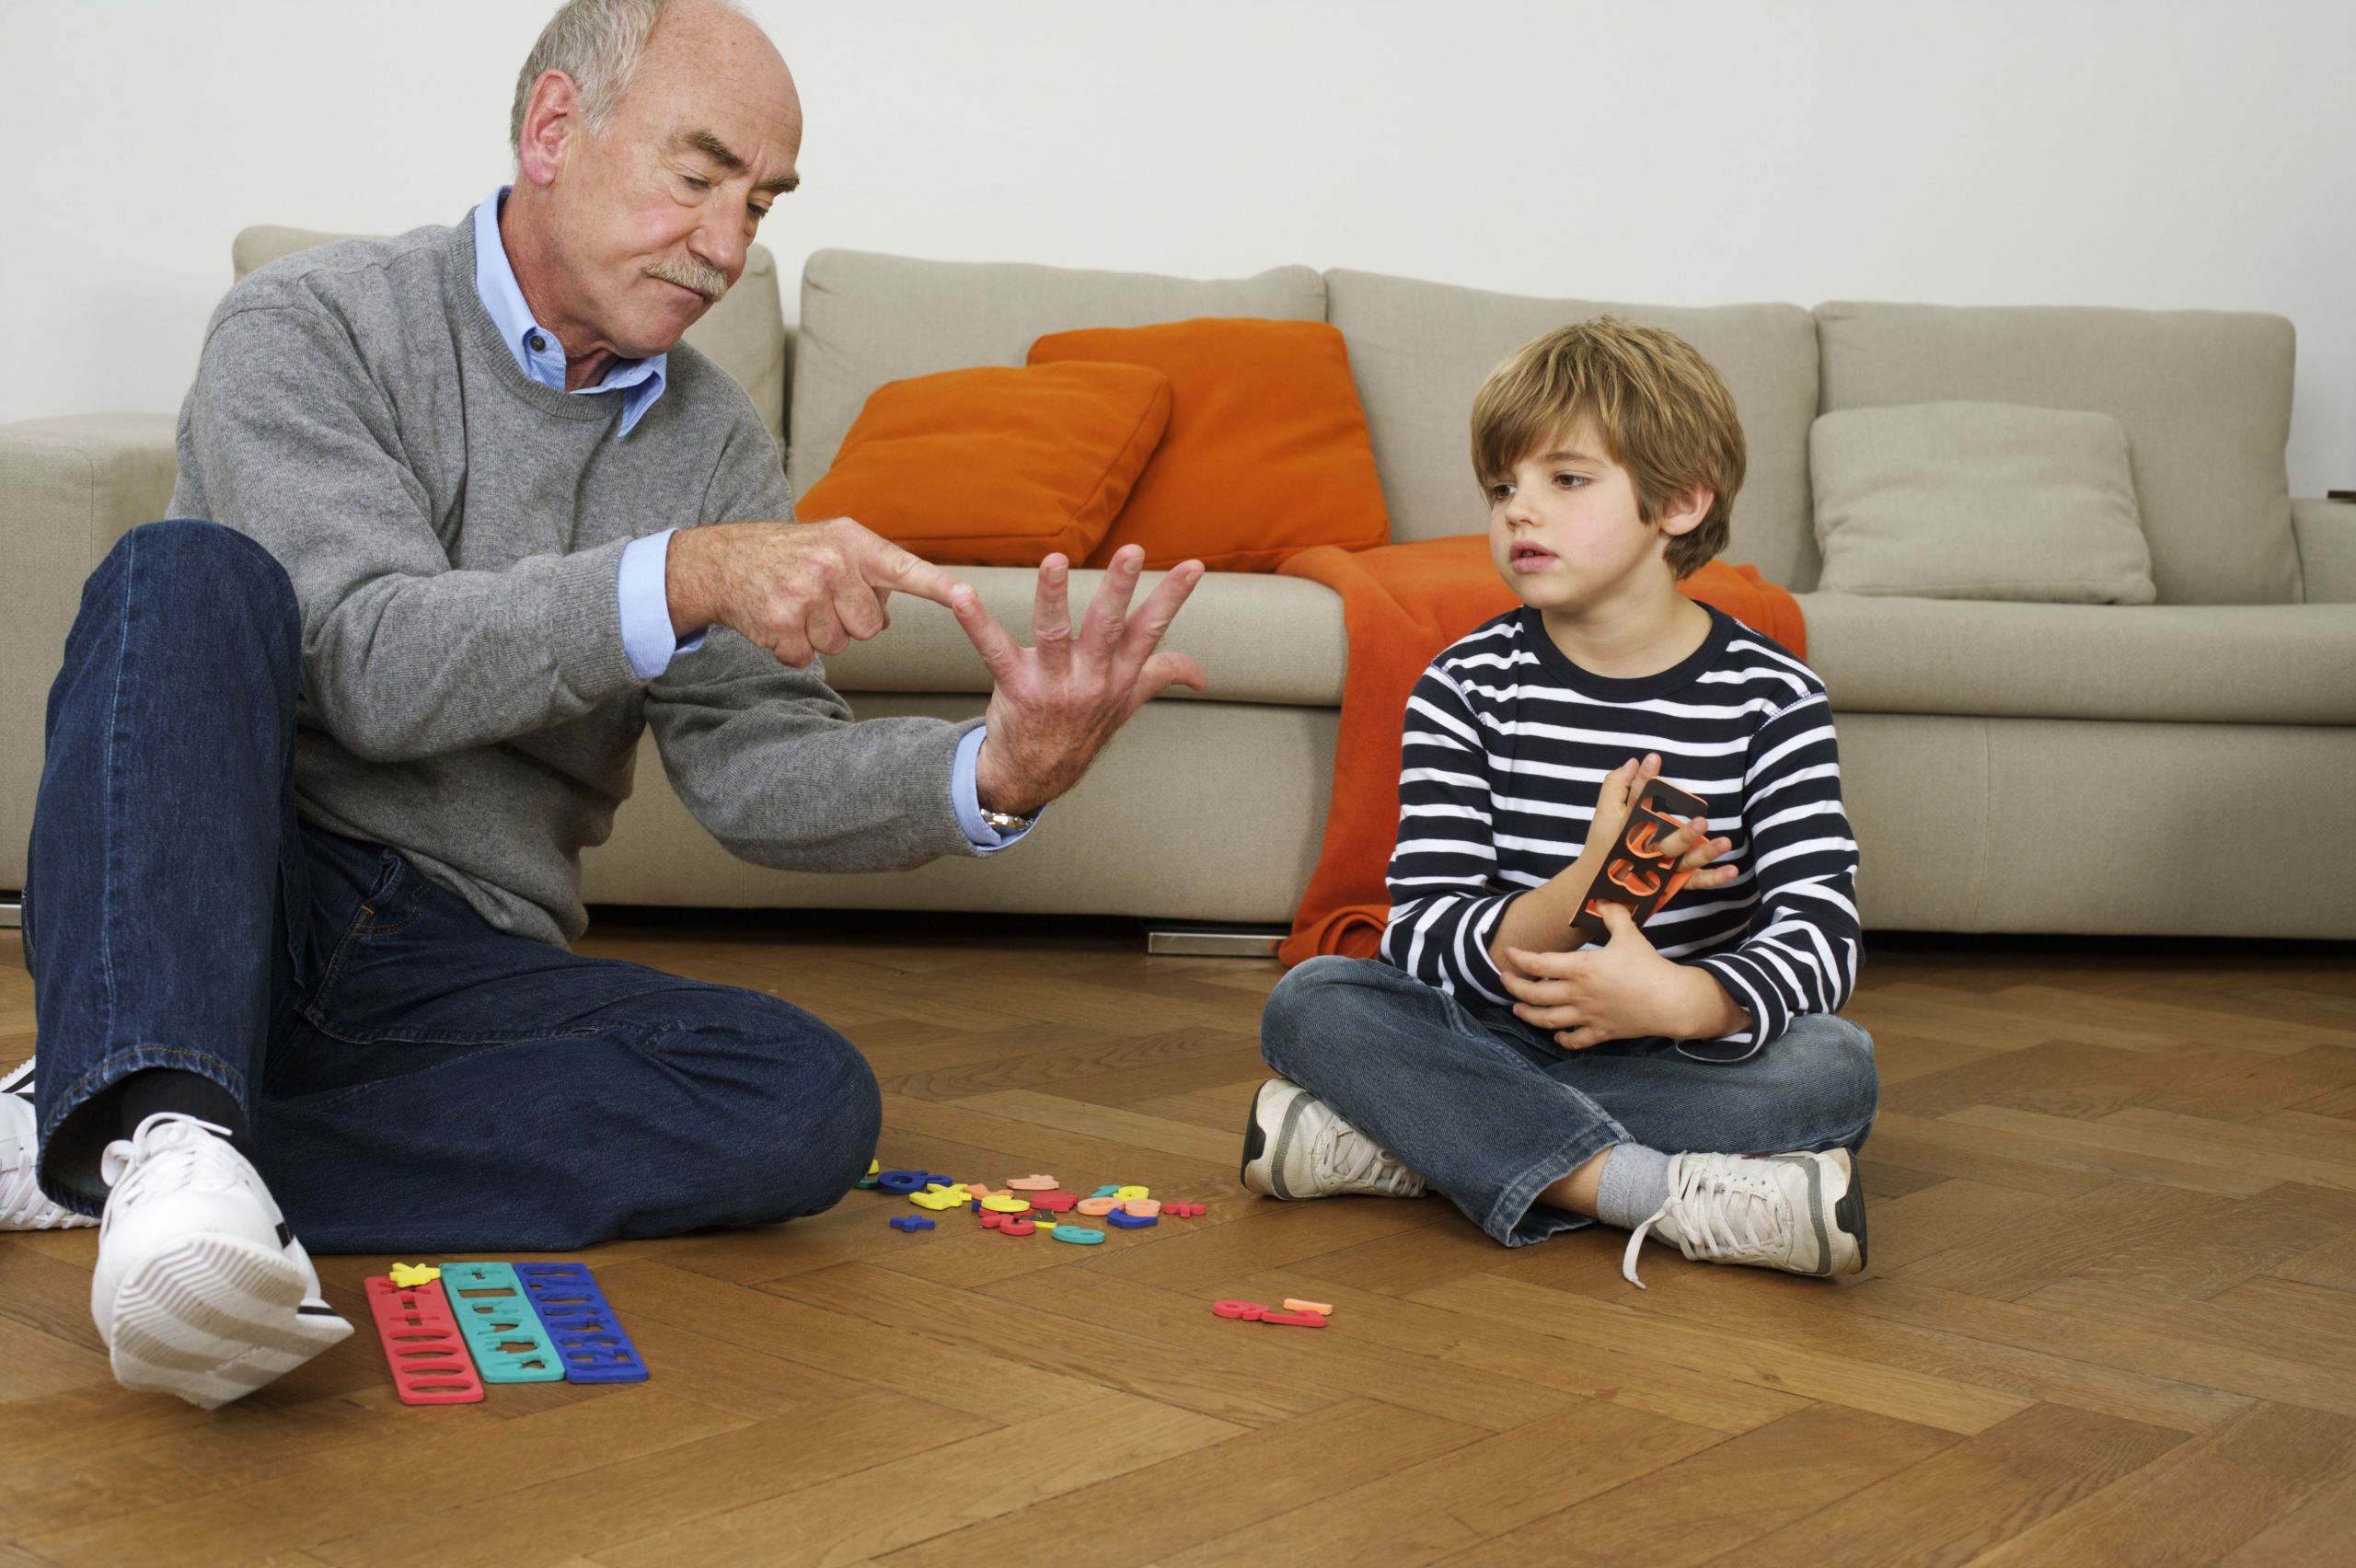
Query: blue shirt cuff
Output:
[[953, 724, 1039, 853], [618, 529, 703, 678]]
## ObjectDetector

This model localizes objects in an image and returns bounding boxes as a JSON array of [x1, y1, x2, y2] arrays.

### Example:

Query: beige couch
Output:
[[6, 234, 2352, 939]]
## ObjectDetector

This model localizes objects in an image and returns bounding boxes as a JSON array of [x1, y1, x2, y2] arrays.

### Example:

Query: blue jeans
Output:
[[24, 521, 881, 1252], [1260, 954, 1878, 1246]]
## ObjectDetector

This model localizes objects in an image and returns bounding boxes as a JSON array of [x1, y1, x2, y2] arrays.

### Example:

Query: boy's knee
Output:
[[1261, 954, 1380, 1062], [1265, 953, 1357, 1014], [1782, 1015, 1878, 1141]]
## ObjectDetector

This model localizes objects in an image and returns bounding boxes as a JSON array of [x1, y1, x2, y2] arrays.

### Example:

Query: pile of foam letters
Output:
[[862, 1160, 1326, 1329], [867, 1161, 1205, 1243]]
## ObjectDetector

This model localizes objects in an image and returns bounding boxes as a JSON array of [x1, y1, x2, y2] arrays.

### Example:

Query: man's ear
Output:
[[1656, 484, 1715, 539], [515, 70, 584, 189]]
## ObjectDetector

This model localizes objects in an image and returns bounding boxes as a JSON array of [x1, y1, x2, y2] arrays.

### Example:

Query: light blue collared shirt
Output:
[[469, 188, 1029, 853], [471, 189, 667, 434]]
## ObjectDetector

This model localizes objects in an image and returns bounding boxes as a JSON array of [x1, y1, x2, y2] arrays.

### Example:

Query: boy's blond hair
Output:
[[1470, 317, 1747, 580]]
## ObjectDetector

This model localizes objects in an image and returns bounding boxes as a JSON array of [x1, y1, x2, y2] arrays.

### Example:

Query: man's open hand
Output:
[[954, 546, 1207, 815], [668, 517, 968, 667]]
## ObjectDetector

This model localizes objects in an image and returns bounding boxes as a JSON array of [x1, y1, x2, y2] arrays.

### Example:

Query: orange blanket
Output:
[[1274, 536, 1806, 966]]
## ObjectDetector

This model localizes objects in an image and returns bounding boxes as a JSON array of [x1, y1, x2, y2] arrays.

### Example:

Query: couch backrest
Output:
[[1814, 302, 2298, 605], [228, 225, 790, 452], [1325, 270, 1823, 586], [788, 249, 1327, 498]]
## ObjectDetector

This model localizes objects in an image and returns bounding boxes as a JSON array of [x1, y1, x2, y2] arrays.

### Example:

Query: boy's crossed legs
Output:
[[1247, 954, 1877, 1284]]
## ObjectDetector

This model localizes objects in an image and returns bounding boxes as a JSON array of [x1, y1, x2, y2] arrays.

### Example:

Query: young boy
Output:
[[1244, 318, 1876, 1286]]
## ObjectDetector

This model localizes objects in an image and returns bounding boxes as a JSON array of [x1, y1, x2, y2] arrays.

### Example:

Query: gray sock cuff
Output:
[[1594, 1141, 1674, 1231]]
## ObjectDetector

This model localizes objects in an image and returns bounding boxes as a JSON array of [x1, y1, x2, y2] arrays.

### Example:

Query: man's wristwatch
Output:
[[979, 807, 1035, 836]]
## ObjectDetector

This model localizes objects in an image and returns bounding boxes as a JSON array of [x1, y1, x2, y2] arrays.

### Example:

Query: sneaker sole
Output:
[[107, 1234, 352, 1410], [2, 1205, 96, 1232]]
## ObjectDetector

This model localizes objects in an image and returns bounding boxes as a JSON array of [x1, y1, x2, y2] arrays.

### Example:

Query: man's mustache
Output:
[[646, 259, 729, 301]]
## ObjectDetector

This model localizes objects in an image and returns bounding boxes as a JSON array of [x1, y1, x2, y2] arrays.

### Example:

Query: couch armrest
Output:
[[0, 412, 179, 888], [2294, 496, 2356, 604]]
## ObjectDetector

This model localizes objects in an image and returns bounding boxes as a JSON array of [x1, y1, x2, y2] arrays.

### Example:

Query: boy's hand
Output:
[[1566, 755, 1738, 944], [1491, 755, 1736, 966], [1501, 905, 1749, 1047], [1581, 755, 1661, 865]]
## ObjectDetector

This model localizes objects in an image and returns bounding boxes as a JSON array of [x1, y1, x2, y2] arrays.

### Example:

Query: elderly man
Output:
[[0, 0, 1204, 1408]]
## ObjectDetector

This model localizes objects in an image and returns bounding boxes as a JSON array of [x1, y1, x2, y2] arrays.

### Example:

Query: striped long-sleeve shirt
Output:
[[1379, 604, 1862, 1060]]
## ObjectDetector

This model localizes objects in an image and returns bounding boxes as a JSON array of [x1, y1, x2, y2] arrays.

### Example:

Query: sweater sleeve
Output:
[[641, 408, 978, 873], [1378, 667, 1523, 1003], [179, 304, 641, 763], [1690, 690, 1864, 1052]]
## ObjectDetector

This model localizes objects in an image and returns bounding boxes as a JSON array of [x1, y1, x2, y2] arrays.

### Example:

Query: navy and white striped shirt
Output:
[[1380, 605, 1862, 1059]]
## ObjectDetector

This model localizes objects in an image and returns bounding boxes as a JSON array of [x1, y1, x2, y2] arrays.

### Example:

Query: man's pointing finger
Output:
[[856, 536, 967, 610]]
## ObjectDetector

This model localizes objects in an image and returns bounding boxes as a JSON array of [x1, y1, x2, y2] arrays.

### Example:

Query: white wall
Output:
[[5, 0, 2350, 494]]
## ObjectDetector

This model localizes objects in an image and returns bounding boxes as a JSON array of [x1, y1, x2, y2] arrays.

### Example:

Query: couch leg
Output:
[[1145, 927, 1283, 958], [0, 895, 18, 929]]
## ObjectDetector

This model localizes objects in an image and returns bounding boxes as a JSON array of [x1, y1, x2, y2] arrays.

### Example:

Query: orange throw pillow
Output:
[[1028, 318, 1391, 571], [796, 362, 1172, 567]]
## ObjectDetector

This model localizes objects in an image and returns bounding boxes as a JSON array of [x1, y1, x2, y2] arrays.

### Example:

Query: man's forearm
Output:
[[1489, 853, 1603, 967], [665, 521, 726, 638]]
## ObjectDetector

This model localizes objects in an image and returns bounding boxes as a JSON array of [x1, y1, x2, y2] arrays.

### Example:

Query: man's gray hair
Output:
[[509, 0, 746, 154]]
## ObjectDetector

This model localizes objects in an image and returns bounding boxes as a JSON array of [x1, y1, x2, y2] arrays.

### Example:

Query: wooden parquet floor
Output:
[[5, 918, 2356, 1565]]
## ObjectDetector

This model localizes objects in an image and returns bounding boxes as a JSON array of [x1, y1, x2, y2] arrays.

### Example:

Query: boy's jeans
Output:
[[24, 520, 880, 1252], [1260, 954, 1879, 1246]]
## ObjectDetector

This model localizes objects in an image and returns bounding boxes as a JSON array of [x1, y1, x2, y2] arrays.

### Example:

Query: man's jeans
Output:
[[1260, 954, 1879, 1247], [24, 520, 880, 1252]]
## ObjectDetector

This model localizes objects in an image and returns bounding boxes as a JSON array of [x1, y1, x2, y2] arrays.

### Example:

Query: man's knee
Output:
[[89, 520, 299, 663], [671, 998, 881, 1220]]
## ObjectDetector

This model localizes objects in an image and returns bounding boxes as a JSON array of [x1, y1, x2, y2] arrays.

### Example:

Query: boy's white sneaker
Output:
[[90, 1113, 352, 1409], [1241, 1078, 1428, 1201], [2, 1077, 96, 1230], [1623, 1147, 1866, 1288]]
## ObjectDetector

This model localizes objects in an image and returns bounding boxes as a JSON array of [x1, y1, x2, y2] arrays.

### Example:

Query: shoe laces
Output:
[[100, 1114, 247, 1206], [1622, 1153, 1792, 1288], [1310, 1118, 1423, 1197]]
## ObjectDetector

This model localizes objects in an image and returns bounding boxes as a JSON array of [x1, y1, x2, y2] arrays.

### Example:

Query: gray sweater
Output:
[[172, 213, 976, 946]]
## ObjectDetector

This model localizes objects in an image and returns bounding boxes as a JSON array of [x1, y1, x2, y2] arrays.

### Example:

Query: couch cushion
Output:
[[1814, 302, 2297, 605], [791, 250, 1326, 497], [819, 567, 1347, 707], [1029, 318, 1389, 571], [229, 225, 788, 451], [1811, 401, 2155, 604], [1323, 270, 1820, 587], [796, 362, 1171, 567], [1800, 593, 2356, 724]]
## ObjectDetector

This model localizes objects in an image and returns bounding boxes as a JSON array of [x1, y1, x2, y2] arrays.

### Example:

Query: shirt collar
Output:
[[470, 186, 666, 435]]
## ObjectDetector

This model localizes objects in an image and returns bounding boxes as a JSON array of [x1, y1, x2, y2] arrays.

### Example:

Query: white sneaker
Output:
[[1241, 1078, 1428, 1201], [91, 1113, 352, 1408], [1623, 1147, 1866, 1288], [2, 1077, 96, 1230]]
